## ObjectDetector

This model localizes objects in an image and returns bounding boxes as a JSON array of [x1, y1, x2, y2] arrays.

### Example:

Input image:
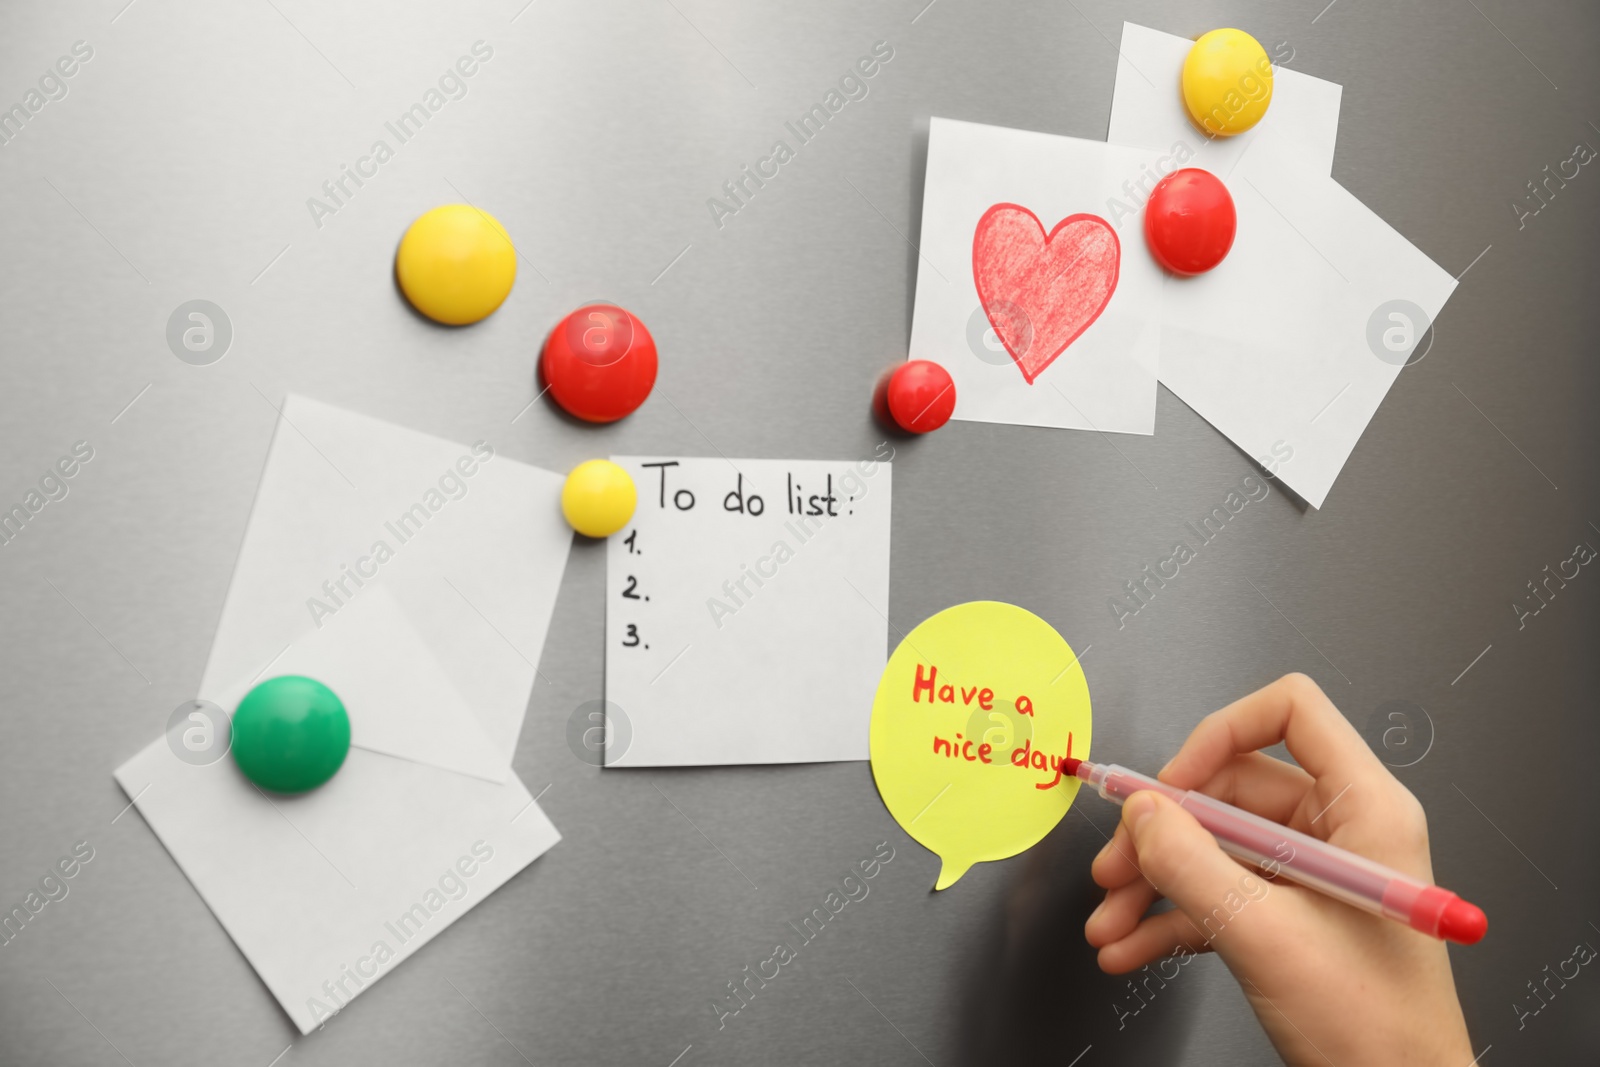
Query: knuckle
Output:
[[1280, 671, 1323, 701], [1393, 789, 1430, 845], [1355, 781, 1430, 856]]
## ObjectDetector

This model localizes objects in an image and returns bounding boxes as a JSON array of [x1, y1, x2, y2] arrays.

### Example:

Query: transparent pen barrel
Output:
[[1179, 790, 1419, 920]]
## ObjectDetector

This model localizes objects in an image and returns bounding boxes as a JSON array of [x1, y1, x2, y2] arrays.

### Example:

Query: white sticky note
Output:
[[604, 455, 893, 766], [114, 396, 573, 1032], [204, 584, 508, 784], [1156, 149, 1458, 508], [200, 395, 573, 771], [908, 118, 1167, 435], [115, 743, 558, 1035], [1108, 22, 1343, 179]]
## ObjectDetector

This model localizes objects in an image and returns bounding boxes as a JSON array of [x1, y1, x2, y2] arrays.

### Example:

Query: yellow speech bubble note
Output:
[[869, 601, 1092, 890]]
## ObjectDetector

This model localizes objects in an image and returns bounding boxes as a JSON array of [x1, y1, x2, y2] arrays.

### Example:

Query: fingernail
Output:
[[1087, 900, 1105, 927], [1094, 836, 1116, 864], [1123, 792, 1157, 832], [1157, 757, 1175, 779]]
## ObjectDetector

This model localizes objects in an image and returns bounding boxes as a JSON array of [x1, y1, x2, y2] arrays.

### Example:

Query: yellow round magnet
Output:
[[395, 204, 517, 325], [562, 459, 637, 538], [1181, 28, 1274, 138], [869, 601, 1092, 890]]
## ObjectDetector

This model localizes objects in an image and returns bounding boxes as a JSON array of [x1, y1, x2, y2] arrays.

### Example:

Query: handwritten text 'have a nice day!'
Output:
[[913, 664, 1075, 790]]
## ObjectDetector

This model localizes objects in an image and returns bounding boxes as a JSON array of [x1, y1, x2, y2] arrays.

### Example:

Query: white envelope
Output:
[[114, 396, 572, 1033]]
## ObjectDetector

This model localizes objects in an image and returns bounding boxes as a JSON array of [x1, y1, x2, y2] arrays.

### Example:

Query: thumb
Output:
[[1123, 791, 1253, 927]]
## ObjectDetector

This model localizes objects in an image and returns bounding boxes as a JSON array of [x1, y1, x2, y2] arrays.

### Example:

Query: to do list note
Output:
[[604, 454, 893, 767]]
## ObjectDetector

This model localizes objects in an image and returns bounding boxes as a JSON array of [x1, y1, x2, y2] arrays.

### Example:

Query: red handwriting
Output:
[[911, 663, 1003, 714], [932, 735, 993, 764], [928, 731, 1075, 790], [1020, 733, 1075, 790], [913, 663, 1072, 788]]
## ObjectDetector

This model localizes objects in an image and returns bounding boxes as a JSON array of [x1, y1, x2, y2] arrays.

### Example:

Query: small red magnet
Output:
[[1143, 168, 1236, 276], [540, 304, 657, 423], [883, 360, 956, 434]]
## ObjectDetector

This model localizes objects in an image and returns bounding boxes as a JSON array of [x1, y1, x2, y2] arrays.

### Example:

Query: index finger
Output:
[[1159, 673, 1386, 793]]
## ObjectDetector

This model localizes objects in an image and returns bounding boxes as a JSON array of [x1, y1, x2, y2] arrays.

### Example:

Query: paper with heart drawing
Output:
[[908, 117, 1166, 435]]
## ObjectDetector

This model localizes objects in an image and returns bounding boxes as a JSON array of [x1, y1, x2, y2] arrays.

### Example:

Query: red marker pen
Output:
[[1067, 758, 1487, 945]]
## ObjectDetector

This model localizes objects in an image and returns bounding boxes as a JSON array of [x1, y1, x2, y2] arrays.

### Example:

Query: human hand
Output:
[[1084, 673, 1474, 1066]]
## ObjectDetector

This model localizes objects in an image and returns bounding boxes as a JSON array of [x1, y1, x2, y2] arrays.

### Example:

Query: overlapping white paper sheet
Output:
[[1108, 22, 1343, 179], [604, 456, 891, 766], [197, 395, 572, 778], [114, 745, 559, 1034], [1154, 149, 1457, 508], [114, 395, 571, 1032], [1108, 24, 1453, 507], [907, 118, 1166, 435]]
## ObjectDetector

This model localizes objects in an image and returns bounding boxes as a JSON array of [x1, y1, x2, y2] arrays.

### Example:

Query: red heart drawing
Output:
[[972, 205, 1120, 384]]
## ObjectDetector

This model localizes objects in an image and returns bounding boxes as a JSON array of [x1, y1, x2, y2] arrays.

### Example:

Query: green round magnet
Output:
[[231, 675, 351, 794]]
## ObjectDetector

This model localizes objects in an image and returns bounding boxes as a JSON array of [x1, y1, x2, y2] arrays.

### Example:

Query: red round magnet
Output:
[[884, 360, 956, 434], [540, 304, 657, 423], [1143, 168, 1236, 276]]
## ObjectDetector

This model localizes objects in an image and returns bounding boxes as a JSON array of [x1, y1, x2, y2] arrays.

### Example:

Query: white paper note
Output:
[[907, 118, 1167, 435], [1108, 23, 1451, 506], [200, 395, 573, 772], [1156, 149, 1459, 508], [604, 455, 893, 766], [114, 396, 573, 1032], [115, 743, 559, 1034], [1107, 22, 1343, 180], [205, 584, 508, 783]]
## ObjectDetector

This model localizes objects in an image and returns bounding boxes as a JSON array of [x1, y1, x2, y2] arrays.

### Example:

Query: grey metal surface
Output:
[[0, 0, 1595, 1063]]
